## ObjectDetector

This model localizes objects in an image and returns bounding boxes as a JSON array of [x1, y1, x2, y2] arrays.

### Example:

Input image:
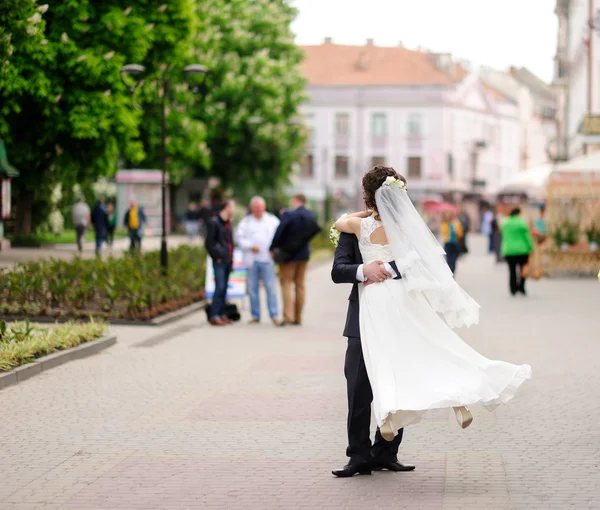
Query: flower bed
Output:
[[0, 246, 206, 322], [0, 320, 106, 372]]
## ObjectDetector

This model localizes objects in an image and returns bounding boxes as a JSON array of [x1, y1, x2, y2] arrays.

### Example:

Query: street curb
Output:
[[0, 301, 206, 328], [0, 335, 117, 391]]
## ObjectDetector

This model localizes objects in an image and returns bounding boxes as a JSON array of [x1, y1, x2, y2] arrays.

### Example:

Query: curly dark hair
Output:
[[362, 165, 407, 214]]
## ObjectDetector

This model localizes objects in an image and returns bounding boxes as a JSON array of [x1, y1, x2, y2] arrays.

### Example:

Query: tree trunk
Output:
[[14, 186, 34, 237]]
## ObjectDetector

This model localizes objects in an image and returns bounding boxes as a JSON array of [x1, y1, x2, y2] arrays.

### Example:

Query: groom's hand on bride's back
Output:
[[363, 260, 392, 285]]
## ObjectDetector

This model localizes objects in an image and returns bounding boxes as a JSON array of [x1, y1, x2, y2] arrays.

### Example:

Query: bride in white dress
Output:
[[335, 167, 531, 440]]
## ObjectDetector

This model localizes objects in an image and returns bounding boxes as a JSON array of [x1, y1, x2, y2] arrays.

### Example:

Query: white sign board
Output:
[[205, 248, 247, 300]]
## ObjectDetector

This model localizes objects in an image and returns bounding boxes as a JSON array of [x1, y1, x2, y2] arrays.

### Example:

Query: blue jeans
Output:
[[488, 232, 495, 253], [211, 262, 232, 320], [247, 261, 278, 320], [129, 229, 142, 251], [95, 233, 106, 253], [445, 242, 459, 275]]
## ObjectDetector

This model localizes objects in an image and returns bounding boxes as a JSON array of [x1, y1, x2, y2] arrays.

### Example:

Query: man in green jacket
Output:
[[500, 208, 534, 296]]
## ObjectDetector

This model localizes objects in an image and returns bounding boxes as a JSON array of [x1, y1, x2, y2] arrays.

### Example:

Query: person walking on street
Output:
[[205, 200, 236, 326], [501, 208, 534, 296], [124, 200, 146, 252], [236, 197, 281, 326], [439, 210, 464, 275], [456, 205, 470, 256], [91, 199, 109, 255], [106, 202, 117, 247], [72, 196, 90, 252], [197, 199, 211, 237], [270, 194, 321, 326], [184, 202, 199, 242], [481, 206, 495, 253]]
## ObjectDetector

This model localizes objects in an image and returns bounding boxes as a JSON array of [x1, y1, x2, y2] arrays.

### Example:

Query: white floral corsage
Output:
[[329, 214, 347, 248], [382, 175, 407, 190]]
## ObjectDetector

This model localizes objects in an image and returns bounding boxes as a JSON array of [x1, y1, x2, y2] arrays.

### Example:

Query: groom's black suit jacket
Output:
[[331, 232, 401, 338]]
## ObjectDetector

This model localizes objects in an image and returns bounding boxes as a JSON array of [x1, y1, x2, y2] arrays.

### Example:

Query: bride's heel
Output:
[[380, 418, 397, 442], [454, 406, 473, 429]]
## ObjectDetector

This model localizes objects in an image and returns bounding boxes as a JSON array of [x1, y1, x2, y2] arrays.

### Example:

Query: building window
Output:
[[371, 113, 387, 136], [371, 156, 385, 167], [407, 156, 422, 179], [301, 154, 314, 178], [407, 113, 422, 137], [335, 155, 349, 178], [335, 113, 350, 136], [447, 154, 454, 178]]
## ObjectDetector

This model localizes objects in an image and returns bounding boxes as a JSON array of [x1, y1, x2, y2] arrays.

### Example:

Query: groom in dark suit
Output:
[[331, 231, 415, 477]]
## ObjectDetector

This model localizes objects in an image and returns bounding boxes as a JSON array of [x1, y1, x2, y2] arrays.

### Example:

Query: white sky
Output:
[[291, 0, 558, 83]]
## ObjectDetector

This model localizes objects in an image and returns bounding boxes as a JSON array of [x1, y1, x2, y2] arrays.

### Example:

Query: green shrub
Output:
[[0, 246, 206, 321], [0, 320, 107, 371]]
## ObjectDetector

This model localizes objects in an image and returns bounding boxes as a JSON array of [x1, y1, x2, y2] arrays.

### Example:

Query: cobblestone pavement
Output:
[[0, 236, 599, 509]]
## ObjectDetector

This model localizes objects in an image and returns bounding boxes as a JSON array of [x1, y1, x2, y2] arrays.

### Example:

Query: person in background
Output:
[[185, 201, 199, 242], [72, 196, 90, 252], [91, 198, 109, 256], [492, 213, 504, 263], [124, 200, 147, 252], [205, 199, 236, 326], [106, 202, 117, 247], [197, 199, 211, 237], [456, 205, 471, 256], [439, 210, 464, 275], [481, 206, 495, 253], [532, 205, 548, 244], [236, 196, 281, 326], [270, 193, 320, 326], [500, 207, 534, 296]]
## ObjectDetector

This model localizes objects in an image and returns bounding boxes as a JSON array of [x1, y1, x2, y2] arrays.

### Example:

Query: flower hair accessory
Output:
[[329, 213, 347, 247], [382, 176, 407, 190]]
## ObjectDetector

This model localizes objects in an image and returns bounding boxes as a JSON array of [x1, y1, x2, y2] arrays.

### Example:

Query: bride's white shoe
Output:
[[380, 419, 397, 442], [454, 406, 473, 429]]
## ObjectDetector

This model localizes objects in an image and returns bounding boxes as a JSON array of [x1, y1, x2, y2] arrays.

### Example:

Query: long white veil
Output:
[[375, 181, 480, 328]]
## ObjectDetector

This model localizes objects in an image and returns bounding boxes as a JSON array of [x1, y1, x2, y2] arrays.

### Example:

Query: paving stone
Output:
[[0, 236, 598, 509]]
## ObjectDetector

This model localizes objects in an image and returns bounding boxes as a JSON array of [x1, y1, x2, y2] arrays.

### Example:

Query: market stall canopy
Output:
[[553, 151, 600, 175], [0, 140, 19, 177], [499, 164, 552, 196]]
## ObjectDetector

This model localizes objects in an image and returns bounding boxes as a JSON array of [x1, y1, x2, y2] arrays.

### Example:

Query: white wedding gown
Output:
[[358, 216, 532, 430]]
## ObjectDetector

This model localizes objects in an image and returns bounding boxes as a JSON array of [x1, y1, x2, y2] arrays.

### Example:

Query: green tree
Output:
[[123, 0, 209, 184], [192, 0, 307, 196], [0, 2, 154, 236]]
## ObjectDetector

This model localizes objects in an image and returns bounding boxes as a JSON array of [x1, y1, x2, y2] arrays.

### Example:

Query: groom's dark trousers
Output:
[[332, 232, 404, 465]]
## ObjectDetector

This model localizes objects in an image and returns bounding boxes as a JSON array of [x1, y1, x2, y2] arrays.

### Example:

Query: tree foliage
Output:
[[0, 1, 153, 235], [1, 0, 307, 235], [192, 0, 307, 195]]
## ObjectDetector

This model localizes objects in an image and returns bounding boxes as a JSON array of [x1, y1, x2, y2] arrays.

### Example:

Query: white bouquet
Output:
[[329, 213, 347, 248]]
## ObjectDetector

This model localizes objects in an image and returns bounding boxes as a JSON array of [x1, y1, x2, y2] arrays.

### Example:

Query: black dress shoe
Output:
[[332, 462, 372, 478], [371, 460, 415, 472]]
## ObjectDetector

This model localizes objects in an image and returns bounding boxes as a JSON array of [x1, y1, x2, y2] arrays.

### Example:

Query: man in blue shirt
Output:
[[270, 194, 320, 326]]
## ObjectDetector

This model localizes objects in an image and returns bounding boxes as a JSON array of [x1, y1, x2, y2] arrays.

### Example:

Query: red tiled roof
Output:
[[300, 42, 454, 86]]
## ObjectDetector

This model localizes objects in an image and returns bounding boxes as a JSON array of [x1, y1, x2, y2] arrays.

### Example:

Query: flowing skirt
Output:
[[359, 279, 531, 430]]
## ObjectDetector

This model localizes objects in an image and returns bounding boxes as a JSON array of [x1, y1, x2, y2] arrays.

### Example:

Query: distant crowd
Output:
[[203, 193, 321, 327], [71, 197, 147, 255]]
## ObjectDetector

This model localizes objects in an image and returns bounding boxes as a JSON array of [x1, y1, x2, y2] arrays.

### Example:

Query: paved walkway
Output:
[[0, 236, 599, 509], [0, 235, 195, 267]]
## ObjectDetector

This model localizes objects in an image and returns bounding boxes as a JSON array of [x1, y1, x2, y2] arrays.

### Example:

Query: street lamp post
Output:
[[247, 116, 303, 208], [121, 63, 208, 273]]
